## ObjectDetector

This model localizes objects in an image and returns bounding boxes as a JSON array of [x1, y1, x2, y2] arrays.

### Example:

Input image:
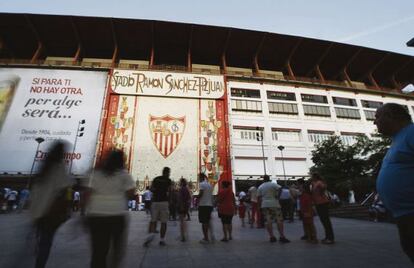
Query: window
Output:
[[307, 131, 333, 143], [335, 107, 361, 119], [239, 130, 263, 140], [301, 94, 328, 104], [361, 100, 382, 109], [340, 134, 363, 146], [231, 99, 262, 113], [332, 97, 357, 107], [364, 110, 376, 121], [303, 105, 331, 117], [272, 130, 301, 142], [268, 102, 298, 115], [267, 91, 296, 101], [231, 88, 260, 98]]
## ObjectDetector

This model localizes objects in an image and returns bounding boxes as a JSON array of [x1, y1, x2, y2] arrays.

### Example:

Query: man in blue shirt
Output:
[[375, 103, 414, 263]]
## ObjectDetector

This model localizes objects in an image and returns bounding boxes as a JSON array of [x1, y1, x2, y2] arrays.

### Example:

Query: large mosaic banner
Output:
[[103, 70, 229, 190]]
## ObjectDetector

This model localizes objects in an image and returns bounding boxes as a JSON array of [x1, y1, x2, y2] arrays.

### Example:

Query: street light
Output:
[[69, 119, 85, 176], [27, 137, 45, 188], [256, 127, 266, 175], [277, 145, 287, 186]]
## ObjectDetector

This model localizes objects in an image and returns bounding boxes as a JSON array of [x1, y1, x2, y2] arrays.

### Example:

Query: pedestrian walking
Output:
[[30, 141, 72, 268], [86, 150, 135, 268]]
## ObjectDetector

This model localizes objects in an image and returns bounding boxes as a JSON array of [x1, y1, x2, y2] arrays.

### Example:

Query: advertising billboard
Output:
[[0, 68, 107, 175]]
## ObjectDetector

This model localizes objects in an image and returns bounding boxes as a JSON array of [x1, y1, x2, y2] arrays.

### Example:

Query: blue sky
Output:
[[1, 0, 414, 56]]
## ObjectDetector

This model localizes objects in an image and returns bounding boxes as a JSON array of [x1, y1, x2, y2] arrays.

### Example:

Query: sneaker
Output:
[[321, 239, 334, 245], [279, 237, 290, 243], [220, 238, 228, 242], [159, 241, 166, 246], [143, 234, 155, 247], [199, 239, 209, 244], [270, 236, 277, 243]]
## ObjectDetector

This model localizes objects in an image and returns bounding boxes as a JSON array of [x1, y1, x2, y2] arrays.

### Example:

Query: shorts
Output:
[[198, 206, 213, 224], [262, 207, 283, 223], [151, 201, 169, 223], [219, 214, 233, 225]]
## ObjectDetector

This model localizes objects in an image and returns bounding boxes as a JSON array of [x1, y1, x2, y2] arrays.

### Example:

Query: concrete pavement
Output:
[[0, 211, 412, 268]]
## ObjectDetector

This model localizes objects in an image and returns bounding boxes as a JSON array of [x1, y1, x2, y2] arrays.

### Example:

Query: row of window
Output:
[[230, 88, 403, 110], [237, 129, 362, 146], [231, 100, 414, 121]]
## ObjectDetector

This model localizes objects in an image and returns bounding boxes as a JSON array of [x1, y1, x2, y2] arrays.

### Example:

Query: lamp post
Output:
[[69, 119, 85, 176], [278, 145, 287, 186], [27, 137, 45, 188], [256, 127, 266, 175]]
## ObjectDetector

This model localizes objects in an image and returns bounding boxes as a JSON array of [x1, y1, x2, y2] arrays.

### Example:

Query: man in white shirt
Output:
[[198, 173, 213, 243], [257, 175, 290, 243]]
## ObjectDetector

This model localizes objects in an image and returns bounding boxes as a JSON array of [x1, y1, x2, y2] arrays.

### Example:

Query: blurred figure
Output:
[[30, 141, 72, 268], [86, 150, 135, 268], [177, 178, 191, 242], [217, 180, 235, 242], [300, 182, 317, 243]]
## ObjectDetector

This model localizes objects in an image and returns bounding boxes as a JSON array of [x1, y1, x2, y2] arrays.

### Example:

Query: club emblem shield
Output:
[[149, 115, 186, 158]]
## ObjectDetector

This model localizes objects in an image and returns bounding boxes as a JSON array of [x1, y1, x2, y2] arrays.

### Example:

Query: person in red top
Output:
[[217, 181, 236, 242], [311, 173, 335, 244], [300, 182, 317, 243]]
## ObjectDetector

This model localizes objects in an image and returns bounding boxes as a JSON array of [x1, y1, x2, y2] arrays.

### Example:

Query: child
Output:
[[300, 182, 317, 243], [238, 191, 247, 227]]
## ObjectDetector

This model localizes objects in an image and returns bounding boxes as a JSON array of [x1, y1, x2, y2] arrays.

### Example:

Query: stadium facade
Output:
[[0, 13, 413, 192]]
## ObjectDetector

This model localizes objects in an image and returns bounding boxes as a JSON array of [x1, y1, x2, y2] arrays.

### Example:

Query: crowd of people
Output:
[[2, 102, 414, 266]]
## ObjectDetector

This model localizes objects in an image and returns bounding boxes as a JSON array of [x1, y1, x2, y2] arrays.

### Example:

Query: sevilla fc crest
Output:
[[149, 115, 186, 158]]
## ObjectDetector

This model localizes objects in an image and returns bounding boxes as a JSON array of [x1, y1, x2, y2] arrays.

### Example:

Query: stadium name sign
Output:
[[110, 70, 225, 99]]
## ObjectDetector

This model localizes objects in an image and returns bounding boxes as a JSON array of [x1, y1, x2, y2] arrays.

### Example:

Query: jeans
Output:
[[396, 214, 414, 263], [315, 203, 334, 241]]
